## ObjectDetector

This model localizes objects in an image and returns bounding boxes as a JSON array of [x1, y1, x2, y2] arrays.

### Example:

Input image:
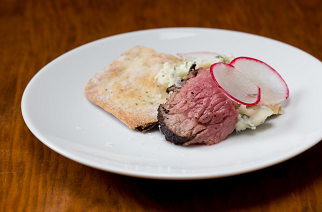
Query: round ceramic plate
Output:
[[21, 28, 322, 180]]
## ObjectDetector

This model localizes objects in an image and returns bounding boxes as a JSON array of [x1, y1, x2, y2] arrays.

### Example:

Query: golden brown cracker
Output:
[[85, 46, 186, 132]]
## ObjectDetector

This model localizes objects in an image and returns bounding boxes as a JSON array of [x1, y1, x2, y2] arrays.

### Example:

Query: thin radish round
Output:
[[230, 57, 289, 105], [210, 63, 261, 106]]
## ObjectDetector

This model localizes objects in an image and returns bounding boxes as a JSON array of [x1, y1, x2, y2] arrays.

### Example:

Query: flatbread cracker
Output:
[[85, 46, 186, 132]]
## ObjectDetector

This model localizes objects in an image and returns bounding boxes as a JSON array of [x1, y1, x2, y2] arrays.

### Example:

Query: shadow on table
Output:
[[126, 140, 322, 211], [47, 139, 322, 211]]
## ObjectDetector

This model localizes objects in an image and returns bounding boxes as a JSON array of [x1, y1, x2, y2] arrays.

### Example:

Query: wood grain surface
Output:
[[1, 0, 322, 211]]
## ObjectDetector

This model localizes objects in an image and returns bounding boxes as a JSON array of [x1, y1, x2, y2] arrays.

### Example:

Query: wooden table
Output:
[[2, 0, 322, 211]]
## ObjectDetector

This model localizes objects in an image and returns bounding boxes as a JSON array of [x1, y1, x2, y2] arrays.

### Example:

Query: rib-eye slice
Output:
[[158, 67, 238, 146]]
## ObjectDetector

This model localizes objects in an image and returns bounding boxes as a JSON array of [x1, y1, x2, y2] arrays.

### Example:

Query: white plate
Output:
[[22, 28, 322, 180]]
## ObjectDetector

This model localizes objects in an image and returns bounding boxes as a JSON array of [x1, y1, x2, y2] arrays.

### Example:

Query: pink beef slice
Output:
[[158, 67, 238, 146]]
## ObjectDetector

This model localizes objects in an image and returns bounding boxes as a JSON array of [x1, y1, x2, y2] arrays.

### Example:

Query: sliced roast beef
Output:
[[158, 67, 238, 146]]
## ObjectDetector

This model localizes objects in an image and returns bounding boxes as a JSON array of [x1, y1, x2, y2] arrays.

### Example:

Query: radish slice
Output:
[[177, 52, 219, 60], [210, 63, 261, 106], [230, 57, 289, 105]]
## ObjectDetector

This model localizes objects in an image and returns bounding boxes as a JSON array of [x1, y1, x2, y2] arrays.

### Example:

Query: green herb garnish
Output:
[[241, 113, 250, 119]]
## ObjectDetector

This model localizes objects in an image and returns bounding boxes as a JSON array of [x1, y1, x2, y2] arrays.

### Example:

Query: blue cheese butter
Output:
[[235, 105, 274, 132], [155, 55, 234, 87]]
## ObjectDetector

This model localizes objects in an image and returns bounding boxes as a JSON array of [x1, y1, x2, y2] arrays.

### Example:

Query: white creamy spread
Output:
[[155, 55, 234, 87], [155, 55, 282, 132], [235, 105, 274, 132]]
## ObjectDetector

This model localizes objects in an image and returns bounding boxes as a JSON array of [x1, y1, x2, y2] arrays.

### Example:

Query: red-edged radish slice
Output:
[[177, 52, 219, 60], [210, 63, 261, 106], [230, 57, 289, 105]]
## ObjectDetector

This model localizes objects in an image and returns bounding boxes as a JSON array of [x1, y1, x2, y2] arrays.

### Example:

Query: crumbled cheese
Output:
[[174, 77, 182, 87]]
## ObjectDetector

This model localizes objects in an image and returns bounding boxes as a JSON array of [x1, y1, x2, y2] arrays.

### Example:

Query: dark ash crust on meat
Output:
[[189, 63, 197, 73], [157, 106, 191, 144], [159, 64, 199, 144]]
